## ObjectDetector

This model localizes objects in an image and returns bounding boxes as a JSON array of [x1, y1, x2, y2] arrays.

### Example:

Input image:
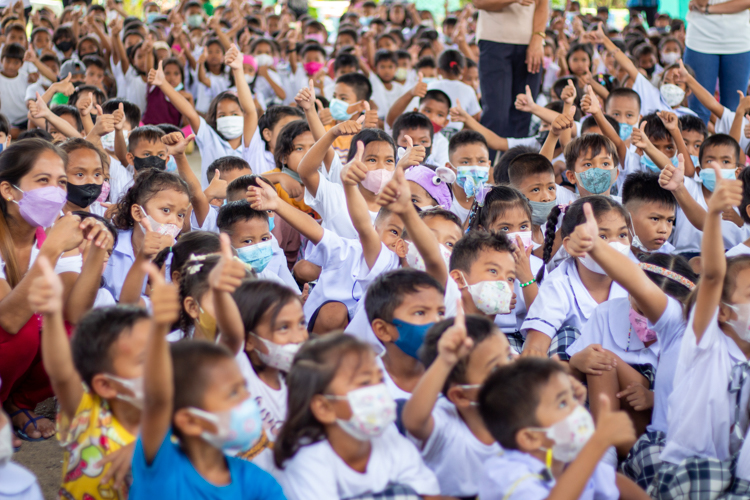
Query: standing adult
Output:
[[475, 0, 547, 155], [627, 0, 659, 27], [684, 0, 750, 125]]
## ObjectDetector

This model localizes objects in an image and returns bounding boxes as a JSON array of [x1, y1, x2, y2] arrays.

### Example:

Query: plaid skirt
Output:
[[647, 456, 735, 500], [718, 477, 750, 499], [505, 326, 581, 361], [621, 430, 667, 490], [345, 484, 422, 500]]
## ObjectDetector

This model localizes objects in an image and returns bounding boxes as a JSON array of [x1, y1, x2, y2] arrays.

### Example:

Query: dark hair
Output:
[[113, 170, 189, 229], [448, 130, 488, 158], [364, 269, 444, 324], [421, 315, 500, 395], [171, 340, 235, 411], [438, 49, 465, 77], [415, 56, 436, 71], [479, 357, 566, 449], [640, 252, 697, 303], [336, 28, 359, 46], [0, 113, 9, 136], [494, 145, 541, 185], [345, 129, 397, 163], [564, 134, 620, 172], [206, 91, 243, 141], [274, 334, 373, 468], [537, 196, 629, 283], [565, 43, 593, 72], [449, 231, 515, 273], [699, 133, 740, 166], [59, 138, 109, 173], [217, 200, 269, 234], [160, 57, 185, 84], [740, 166, 750, 225], [507, 153, 554, 187], [274, 120, 311, 171], [622, 171, 676, 210], [299, 43, 325, 59], [336, 72, 373, 102], [102, 98, 141, 129], [633, 42, 657, 60], [126, 40, 155, 77], [17, 129, 54, 141], [392, 112, 433, 144], [177, 254, 224, 334], [421, 89, 451, 109], [605, 88, 642, 113], [72, 211, 118, 248], [127, 125, 165, 153], [40, 54, 60, 68], [206, 156, 251, 183], [250, 37, 280, 54], [374, 49, 397, 68], [77, 36, 102, 58], [71, 306, 150, 386], [468, 185, 531, 232], [257, 106, 305, 150], [233, 279, 301, 351], [641, 112, 672, 144], [69, 85, 107, 110], [552, 76, 582, 111], [153, 230, 221, 281], [1, 42, 25, 61], [226, 174, 274, 201], [156, 124, 182, 136], [581, 114, 620, 136], [333, 53, 360, 73], [419, 208, 462, 233], [679, 115, 708, 140], [50, 105, 84, 134]]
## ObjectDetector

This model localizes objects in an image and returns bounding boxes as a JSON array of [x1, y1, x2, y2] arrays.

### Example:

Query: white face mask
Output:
[[327, 384, 396, 441], [251, 333, 301, 372], [529, 405, 595, 463], [254, 53, 274, 67], [660, 83, 686, 107], [0, 422, 12, 466], [507, 230, 533, 250], [405, 241, 452, 272], [458, 271, 513, 315], [139, 205, 182, 238], [661, 51, 681, 66], [724, 302, 750, 341], [101, 129, 129, 151], [216, 116, 244, 140], [105, 374, 145, 409], [578, 241, 630, 274]]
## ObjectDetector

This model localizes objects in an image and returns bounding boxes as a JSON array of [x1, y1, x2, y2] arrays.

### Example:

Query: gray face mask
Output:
[[528, 199, 557, 226]]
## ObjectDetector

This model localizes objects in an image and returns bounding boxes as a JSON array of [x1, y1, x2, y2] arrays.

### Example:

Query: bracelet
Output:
[[705, 4, 710, 13], [520, 278, 536, 288], [534, 31, 546, 39]]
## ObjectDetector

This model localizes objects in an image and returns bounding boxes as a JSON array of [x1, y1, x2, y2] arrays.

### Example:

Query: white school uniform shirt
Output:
[[449, 198, 471, 225], [427, 80, 481, 132], [410, 397, 501, 497], [567, 297, 660, 367], [108, 155, 134, 204], [715, 106, 750, 154], [428, 132, 450, 169], [495, 254, 544, 333], [521, 258, 628, 339], [193, 71, 231, 114], [195, 116, 258, 189], [235, 353, 287, 441], [0, 462, 44, 500], [190, 205, 219, 233], [727, 242, 750, 257], [243, 127, 276, 176], [112, 58, 148, 113], [303, 175, 378, 240], [376, 356, 412, 401], [254, 71, 284, 106], [277, 425, 440, 500], [478, 449, 619, 500], [102, 229, 141, 301], [506, 136, 541, 150], [0, 239, 82, 281], [660, 307, 750, 465], [368, 73, 405, 120]]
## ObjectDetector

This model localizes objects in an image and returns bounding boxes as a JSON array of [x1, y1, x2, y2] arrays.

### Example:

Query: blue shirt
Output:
[[130, 431, 286, 500]]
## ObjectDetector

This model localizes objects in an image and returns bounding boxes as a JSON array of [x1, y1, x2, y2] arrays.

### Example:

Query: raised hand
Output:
[[580, 84, 601, 115], [550, 106, 576, 136], [630, 121, 651, 150], [707, 159, 743, 215], [208, 234, 246, 293], [139, 216, 173, 259], [377, 163, 411, 214], [341, 140, 368, 187], [28, 256, 64, 315], [436, 301, 473, 366], [113, 103, 126, 130], [295, 79, 316, 110], [145, 264, 180, 326], [90, 108, 115, 137], [659, 153, 685, 192], [362, 101, 378, 129], [560, 79, 577, 106], [148, 59, 166, 87], [594, 394, 636, 449], [411, 72, 428, 98], [396, 135, 425, 170], [566, 202, 598, 257], [29, 91, 50, 119], [204, 169, 228, 203], [77, 91, 95, 117], [225, 43, 243, 71], [246, 181, 280, 211], [449, 99, 469, 123], [657, 110, 679, 132], [331, 119, 362, 138], [162, 132, 195, 156], [514, 85, 535, 113]]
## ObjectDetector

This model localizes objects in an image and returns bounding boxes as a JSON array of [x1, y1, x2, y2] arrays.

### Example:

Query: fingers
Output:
[[566, 105, 576, 119], [95, 104, 103, 115], [354, 140, 364, 162], [157, 59, 163, 72], [37, 255, 56, 281], [405, 135, 413, 149], [525, 85, 532, 98], [739, 90, 746, 100], [583, 202, 596, 227], [140, 212, 153, 233], [214, 169, 221, 181], [597, 393, 612, 418], [219, 232, 233, 260], [309, 78, 314, 92], [418, 71, 423, 82]]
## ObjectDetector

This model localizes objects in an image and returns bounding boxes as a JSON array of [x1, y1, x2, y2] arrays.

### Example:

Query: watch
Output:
[[705, 4, 710, 13]]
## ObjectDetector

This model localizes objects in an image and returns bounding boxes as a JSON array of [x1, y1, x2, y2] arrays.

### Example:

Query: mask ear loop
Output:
[[457, 271, 469, 290]]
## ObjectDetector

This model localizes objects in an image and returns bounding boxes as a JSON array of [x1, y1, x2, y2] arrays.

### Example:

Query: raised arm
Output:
[[678, 59, 724, 118], [542, 107, 576, 160], [658, 110, 695, 177], [594, 23, 639, 82], [165, 131, 210, 226], [515, 84, 563, 126], [386, 74, 427, 128], [295, 80, 334, 168], [28, 92, 82, 139], [659, 155, 708, 231], [149, 59, 201, 133], [224, 44, 259, 148], [208, 234, 247, 355], [247, 181, 325, 245], [450, 100, 509, 151], [298, 120, 362, 197], [729, 92, 750, 144], [581, 85, 627, 165], [23, 46, 57, 83], [630, 121, 672, 170]]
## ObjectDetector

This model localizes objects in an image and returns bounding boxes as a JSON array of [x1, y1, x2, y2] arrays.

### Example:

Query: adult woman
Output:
[[684, 0, 750, 124], [0, 139, 110, 444]]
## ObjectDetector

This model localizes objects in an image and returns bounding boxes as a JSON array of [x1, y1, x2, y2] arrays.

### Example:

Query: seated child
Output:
[[621, 172, 676, 255], [369, 50, 404, 124], [251, 106, 304, 174], [386, 86, 451, 160], [678, 114, 706, 165], [327, 72, 374, 161], [507, 153, 558, 245], [393, 111, 449, 170], [446, 130, 492, 224]]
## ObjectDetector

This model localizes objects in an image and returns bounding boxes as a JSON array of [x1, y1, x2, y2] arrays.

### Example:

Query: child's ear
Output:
[[309, 394, 338, 425], [564, 170, 577, 186], [719, 302, 734, 324], [395, 239, 407, 259], [173, 408, 217, 437], [736, 165, 743, 180], [446, 385, 472, 409], [445, 162, 455, 173], [449, 269, 466, 288], [515, 427, 546, 454], [171, 270, 181, 284], [89, 374, 119, 400], [126, 152, 135, 166], [561, 236, 573, 255], [371, 318, 397, 343], [131, 204, 145, 223], [261, 127, 272, 143], [183, 296, 200, 320]]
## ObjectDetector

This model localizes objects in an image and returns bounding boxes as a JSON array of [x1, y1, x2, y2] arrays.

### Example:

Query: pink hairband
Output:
[[639, 263, 696, 291]]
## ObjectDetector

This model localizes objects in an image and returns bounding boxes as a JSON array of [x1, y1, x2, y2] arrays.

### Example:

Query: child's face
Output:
[[283, 131, 315, 172], [303, 50, 325, 64], [79, 40, 97, 57], [408, 181, 438, 208], [459, 249, 516, 289], [397, 58, 411, 71], [376, 60, 397, 83], [566, 147, 617, 195], [133, 46, 148, 73], [651, 135, 676, 159], [197, 357, 250, 415], [217, 98, 242, 120], [163, 63, 183, 89], [662, 67, 688, 94], [320, 349, 383, 424], [268, 16, 280, 33], [377, 37, 397, 52], [418, 67, 437, 79], [462, 66, 479, 93], [515, 171, 556, 203], [95, 318, 152, 401], [682, 130, 704, 158], [397, 128, 431, 152], [206, 43, 224, 67], [461, 332, 512, 392], [334, 65, 358, 79], [33, 31, 50, 50], [220, 167, 251, 186], [8, 29, 26, 47], [253, 41, 273, 56], [374, 212, 405, 253], [419, 99, 450, 129], [333, 82, 360, 105], [575, 209, 629, 250], [638, 53, 657, 72], [335, 34, 356, 51], [449, 143, 491, 169], [423, 215, 463, 250], [700, 144, 740, 173], [48, 113, 80, 143], [1, 57, 22, 77], [85, 65, 104, 86], [138, 188, 190, 227], [363, 140, 396, 173], [487, 206, 532, 234], [661, 41, 681, 60], [567, 50, 590, 76], [263, 115, 299, 152], [127, 139, 168, 168], [249, 299, 307, 348], [391, 285, 446, 325], [628, 201, 675, 251], [67, 148, 104, 187], [228, 217, 272, 248], [124, 34, 143, 50], [526, 372, 580, 447], [605, 95, 640, 126]]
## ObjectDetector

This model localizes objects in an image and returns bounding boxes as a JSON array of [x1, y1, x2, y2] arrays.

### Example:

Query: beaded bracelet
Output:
[[520, 278, 536, 288]]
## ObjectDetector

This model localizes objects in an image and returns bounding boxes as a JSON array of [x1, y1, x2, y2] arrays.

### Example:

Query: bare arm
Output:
[[295, 80, 334, 167], [210, 235, 247, 355], [224, 44, 259, 148], [149, 60, 202, 132], [705, 0, 750, 14], [580, 86, 627, 165], [247, 183, 325, 245], [299, 121, 361, 197], [679, 60, 724, 118], [342, 143, 382, 269], [449, 101, 509, 151], [63, 227, 112, 325], [28, 93, 82, 139], [473, 0, 520, 11]]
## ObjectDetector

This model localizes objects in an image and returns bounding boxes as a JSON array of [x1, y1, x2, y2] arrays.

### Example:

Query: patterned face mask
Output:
[[458, 271, 512, 315], [327, 384, 397, 441]]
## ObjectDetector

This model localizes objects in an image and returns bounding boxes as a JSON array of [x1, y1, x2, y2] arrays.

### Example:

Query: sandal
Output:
[[9, 408, 50, 442]]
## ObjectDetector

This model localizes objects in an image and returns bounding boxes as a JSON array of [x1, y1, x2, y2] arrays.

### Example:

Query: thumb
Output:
[[118, 102, 124, 113], [185, 133, 195, 143], [677, 152, 685, 171], [405, 135, 413, 149], [63, 73, 72, 82], [157, 59, 163, 72], [597, 394, 612, 418], [309, 78, 314, 92], [455, 298, 465, 328], [144, 262, 165, 286], [456, 98, 462, 109], [219, 233, 233, 260], [739, 90, 746, 100], [87, 91, 93, 102], [525, 84, 532, 97], [585, 84, 592, 95], [363, 101, 370, 111], [418, 71, 423, 82], [639, 120, 646, 131], [583, 202, 597, 230], [140, 211, 154, 233], [95, 104, 103, 115], [214, 169, 221, 181], [354, 140, 365, 162], [37, 255, 56, 281], [710, 154, 722, 178], [35, 91, 42, 101], [567, 105, 576, 119]]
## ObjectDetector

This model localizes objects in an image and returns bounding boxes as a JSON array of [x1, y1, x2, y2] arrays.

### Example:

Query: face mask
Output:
[[661, 51, 680, 66], [0, 423, 12, 466], [459, 271, 512, 315], [328, 384, 397, 441], [303, 61, 324, 76], [395, 67, 408, 80], [529, 405, 595, 463], [406, 241, 451, 272], [431, 120, 443, 133], [146, 12, 159, 24], [138, 205, 182, 238], [574, 168, 616, 195], [254, 53, 274, 68], [105, 374, 145, 409], [236, 240, 273, 272], [188, 397, 263, 453], [362, 169, 395, 195], [691, 155, 700, 168], [629, 308, 657, 343], [133, 154, 166, 171], [244, 74, 254, 85], [56, 40, 73, 52], [101, 129, 129, 151], [12, 185, 67, 228], [96, 180, 110, 204], [329, 98, 355, 121], [699, 167, 736, 192], [422, 77, 437, 84], [187, 14, 203, 27], [196, 307, 217, 341], [618, 122, 634, 141], [306, 33, 326, 45], [641, 153, 678, 173], [528, 199, 557, 226], [660, 83, 686, 107], [251, 333, 301, 371], [391, 319, 434, 359], [725, 302, 750, 341], [67, 182, 103, 208], [166, 155, 178, 172], [455, 166, 490, 198], [268, 215, 275, 232], [508, 231, 533, 250], [536, 130, 550, 145], [216, 116, 244, 140], [579, 241, 630, 274], [174, 82, 184, 92], [643, 65, 656, 78], [631, 234, 651, 253]]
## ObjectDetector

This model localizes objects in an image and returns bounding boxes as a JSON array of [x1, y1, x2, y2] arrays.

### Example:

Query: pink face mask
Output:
[[96, 180, 110, 204], [303, 61, 324, 76], [306, 33, 326, 45], [629, 308, 658, 343], [361, 169, 395, 195]]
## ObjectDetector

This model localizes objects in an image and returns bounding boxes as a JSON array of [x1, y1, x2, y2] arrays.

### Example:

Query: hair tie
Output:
[[558, 203, 570, 216], [639, 263, 696, 291], [449, 61, 458, 68]]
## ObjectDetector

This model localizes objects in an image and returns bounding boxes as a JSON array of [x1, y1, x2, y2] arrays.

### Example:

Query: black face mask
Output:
[[133, 155, 167, 171], [56, 40, 73, 52], [424, 145, 432, 159], [644, 65, 656, 77], [67, 182, 103, 208], [536, 130, 550, 145]]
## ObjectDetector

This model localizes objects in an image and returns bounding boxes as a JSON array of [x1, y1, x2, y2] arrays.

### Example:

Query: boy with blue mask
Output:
[[630, 112, 695, 178], [563, 134, 621, 198], [326, 73, 376, 161], [604, 88, 641, 144], [446, 130, 492, 225]]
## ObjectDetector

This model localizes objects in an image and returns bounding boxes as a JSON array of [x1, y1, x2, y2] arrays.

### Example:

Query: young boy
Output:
[[678, 114, 707, 162], [630, 112, 695, 178], [446, 130, 492, 224], [563, 134, 620, 198], [477, 358, 640, 500], [622, 172, 676, 255], [30, 258, 146, 499], [604, 88, 641, 142], [0, 113, 9, 151], [727, 167, 750, 257], [83, 55, 107, 93], [507, 153, 558, 228], [402, 310, 509, 497], [369, 50, 403, 123], [130, 266, 285, 498], [1, 44, 34, 138], [102, 98, 141, 203], [392, 111, 449, 170], [328, 72, 373, 161]]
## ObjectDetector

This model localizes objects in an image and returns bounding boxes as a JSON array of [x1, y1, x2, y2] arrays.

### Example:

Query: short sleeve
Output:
[[521, 279, 570, 338], [632, 73, 666, 114], [386, 428, 441, 495], [243, 127, 272, 175], [462, 89, 482, 116], [567, 305, 606, 358], [650, 296, 686, 344], [418, 402, 452, 459], [591, 462, 619, 500], [277, 450, 338, 500], [132, 430, 179, 481], [55, 254, 83, 274]]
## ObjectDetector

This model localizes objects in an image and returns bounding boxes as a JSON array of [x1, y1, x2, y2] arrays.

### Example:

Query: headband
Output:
[[639, 263, 696, 291]]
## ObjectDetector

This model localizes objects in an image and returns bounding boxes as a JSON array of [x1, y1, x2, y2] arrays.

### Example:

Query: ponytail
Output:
[[536, 205, 562, 284], [0, 212, 22, 288]]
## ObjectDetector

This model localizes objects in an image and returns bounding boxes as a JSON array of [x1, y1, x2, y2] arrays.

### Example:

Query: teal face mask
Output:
[[699, 167, 736, 192], [618, 123, 634, 141], [236, 241, 273, 272], [455, 166, 489, 198], [640, 154, 678, 173], [329, 98, 355, 122], [574, 168, 617, 195]]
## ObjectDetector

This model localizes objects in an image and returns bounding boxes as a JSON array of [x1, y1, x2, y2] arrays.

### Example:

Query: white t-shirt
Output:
[[194, 116, 251, 189], [449, 198, 471, 225], [686, 2, 750, 55], [243, 127, 276, 176], [727, 242, 750, 257], [427, 80, 481, 131], [236, 352, 287, 441], [0, 239, 83, 281], [427, 132, 450, 170], [254, 70, 284, 106], [411, 397, 501, 497], [277, 425, 440, 500], [112, 58, 148, 114], [192, 71, 231, 114], [108, 155, 134, 204], [303, 175, 378, 240], [369, 73, 405, 120], [0, 64, 32, 124], [715, 106, 750, 153]]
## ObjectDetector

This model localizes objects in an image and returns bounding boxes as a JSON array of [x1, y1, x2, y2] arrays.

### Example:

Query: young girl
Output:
[[565, 43, 593, 86], [152, 230, 221, 285], [250, 38, 287, 106], [253, 106, 305, 174], [105, 169, 190, 303], [59, 139, 107, 217], [111, 32, 153, 113], [274, 334, 440, 499], [404, 165, 454, 210], [194, 39, 231, 114], [148, 44, 260, 189], [142, 57, 194, 127], [429, 50, 481, 136], [522, 196, 631, 359]]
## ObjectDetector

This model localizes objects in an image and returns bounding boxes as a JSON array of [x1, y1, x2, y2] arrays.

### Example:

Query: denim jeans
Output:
[[684, 47, 750, 124]]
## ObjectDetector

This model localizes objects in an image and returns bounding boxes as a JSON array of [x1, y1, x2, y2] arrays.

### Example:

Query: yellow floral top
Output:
[[56, 391, 135, 500]]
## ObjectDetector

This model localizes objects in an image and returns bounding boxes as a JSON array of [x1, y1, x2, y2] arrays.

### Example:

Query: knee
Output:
[[311, 302, 349, 334]]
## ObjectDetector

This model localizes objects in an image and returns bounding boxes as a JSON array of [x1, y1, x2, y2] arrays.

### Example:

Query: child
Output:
[[562, 134, 620, 198], [0, 397, 44, 499], [522, 197, 631, 358], [250, 38, 287, 106], [369, 50, 403, 122], [678, 114, 706, 163], [621, 172, 676, 255], [428, 50, 481, 136], [446, 130, 491, 224], [142, 58, 193, 127], [404, 165, 454, 210], [393, 112, 449, 172], [326, 72, 374, 161], [402, 309, 511, 497], [507, 153, 558, 242], [477, 357, 642, 499], [727, 167, 750, 257], [274, 334, 440, 499], [387, 86, 451, 156], [604, 88, 641, 142], [130, 266, 285, 498], [194, 39, 230, 114], [629, 112, 695, 178], [252, 106, 305, 174]]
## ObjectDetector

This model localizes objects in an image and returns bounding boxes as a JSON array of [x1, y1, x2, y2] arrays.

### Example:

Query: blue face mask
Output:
[[640, 154, 678, 173], [618, 122, 634, 141], [391, 319, 435, 360], [268, 215, 275, 232], [575, 168, 616, 195], [329, 98, 355, 122], [236, 240, 273, 273], [691, 155, 700, 168], [422, 77, 437, 84], [166, 155, 178, 172], [146, 12, 159, 24], [175, 82, 184, 92], [699, 167, 736, 192]]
